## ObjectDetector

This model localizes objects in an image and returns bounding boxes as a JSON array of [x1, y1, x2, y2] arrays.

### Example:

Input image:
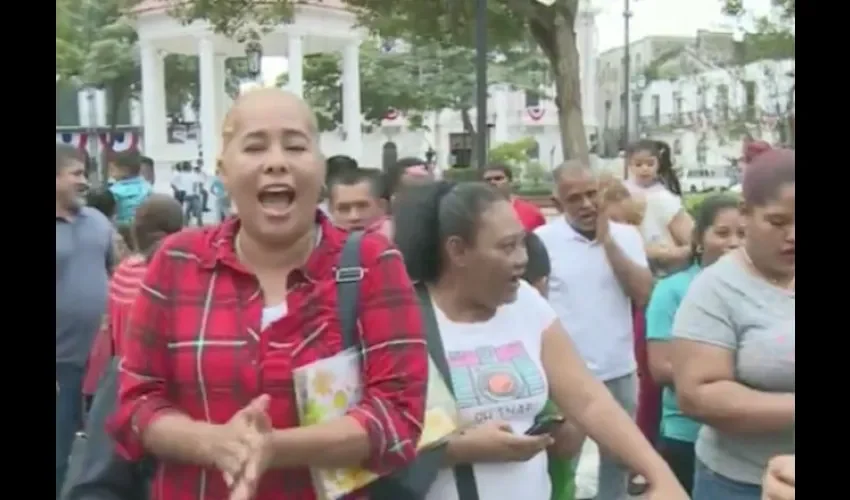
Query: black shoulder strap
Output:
[[413, 283, 480, 500], [414, 283, 452, 392], [336, 230, 366, 349]]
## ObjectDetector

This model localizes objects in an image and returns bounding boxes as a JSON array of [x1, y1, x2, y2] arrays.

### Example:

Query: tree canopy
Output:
[[166, 0, 592, 162], [723, 0, 795, 63], [276, 41, 549, 134]]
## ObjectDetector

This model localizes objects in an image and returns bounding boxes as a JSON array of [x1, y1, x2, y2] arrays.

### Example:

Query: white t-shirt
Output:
[[626, 182, 683, 245], [171, 171, 189, 192], [534, 218, 648, 381], [425, 281, 556, 500]]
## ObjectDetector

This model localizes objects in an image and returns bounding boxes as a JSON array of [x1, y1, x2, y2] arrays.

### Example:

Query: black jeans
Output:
[[658, 437, 696, 494]]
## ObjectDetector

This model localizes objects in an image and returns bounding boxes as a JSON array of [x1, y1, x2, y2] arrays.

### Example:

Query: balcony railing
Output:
[[626, 106, 791, 132]]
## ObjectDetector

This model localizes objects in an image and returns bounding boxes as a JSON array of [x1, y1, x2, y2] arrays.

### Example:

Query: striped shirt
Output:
[[82, 255, 148, 396]]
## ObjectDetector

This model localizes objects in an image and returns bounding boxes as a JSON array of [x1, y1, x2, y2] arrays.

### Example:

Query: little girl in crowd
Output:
[[624, 140, 695, 276]]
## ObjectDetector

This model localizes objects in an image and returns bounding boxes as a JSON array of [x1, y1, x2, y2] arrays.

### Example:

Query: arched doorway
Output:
[[382, 141, 398, 171]]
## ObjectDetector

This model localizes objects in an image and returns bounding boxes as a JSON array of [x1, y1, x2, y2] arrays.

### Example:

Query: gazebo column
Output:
[[341, 40, 362, 162], [214, 54, 229, 134], [198, 37, 220, 176], [577, 5, 600, 133], [287, 34, 304, 97], [140, 42, 166, 154]]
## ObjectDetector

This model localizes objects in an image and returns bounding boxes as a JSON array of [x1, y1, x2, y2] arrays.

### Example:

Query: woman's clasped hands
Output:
[[208, 394, 275, 500]]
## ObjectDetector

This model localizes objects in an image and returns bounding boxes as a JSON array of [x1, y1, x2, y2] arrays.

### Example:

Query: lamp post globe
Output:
[[246, 42, 263, 79]]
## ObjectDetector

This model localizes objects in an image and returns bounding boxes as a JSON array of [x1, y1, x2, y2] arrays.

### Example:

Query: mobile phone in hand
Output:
[[525, 415, 566, 436]]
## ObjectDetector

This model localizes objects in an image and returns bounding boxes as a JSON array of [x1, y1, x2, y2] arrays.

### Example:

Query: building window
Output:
[[716, 84, 729, 121], [697, 85, 708, 111], [652, 94, 661, 126], [381, 142, 398, 171], [525, 90, 540, 108], [449, 132, 473, 168], [56, 81, 81, 127], [743, 80, 757, 122], [673, 91, 683, 124], [527, 140, 540, 160]]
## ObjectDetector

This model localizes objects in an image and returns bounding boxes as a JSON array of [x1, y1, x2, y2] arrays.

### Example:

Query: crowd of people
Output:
[[56, 87, 794, 500]]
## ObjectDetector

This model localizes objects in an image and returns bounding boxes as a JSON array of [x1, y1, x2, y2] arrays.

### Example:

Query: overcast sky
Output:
[[259, 0, 775, 84], [596, 0, 773, 50]]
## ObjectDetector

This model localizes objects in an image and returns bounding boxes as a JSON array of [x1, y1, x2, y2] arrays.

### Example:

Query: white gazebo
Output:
[[132, 0, 366, 173]]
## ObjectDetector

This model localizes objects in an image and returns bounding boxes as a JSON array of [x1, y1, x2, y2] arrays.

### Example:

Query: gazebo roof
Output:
[[131, 0, 361, 56], [132, 0, 349, 15]]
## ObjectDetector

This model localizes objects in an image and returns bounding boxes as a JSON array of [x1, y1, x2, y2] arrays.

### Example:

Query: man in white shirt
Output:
[[534, 160, 653, 500]]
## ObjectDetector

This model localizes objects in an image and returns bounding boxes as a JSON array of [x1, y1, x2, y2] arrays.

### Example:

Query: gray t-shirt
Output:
[[56, 206, 114, 366], [673, 253, 794, 484]]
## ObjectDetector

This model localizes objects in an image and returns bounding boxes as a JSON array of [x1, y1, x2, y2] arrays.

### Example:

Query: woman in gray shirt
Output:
[[671, 149, 795, 500]]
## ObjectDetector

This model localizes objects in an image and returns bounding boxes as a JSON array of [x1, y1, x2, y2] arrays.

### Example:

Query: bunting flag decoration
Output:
[[56, 132, 89, 150], [527, 106, 545, 121], [99, 131, 140, 152]]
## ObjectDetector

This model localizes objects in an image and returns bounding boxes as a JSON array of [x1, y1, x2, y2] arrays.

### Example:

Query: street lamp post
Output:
[[632, 74, 647, 139], [474, 0, 488, 169], [245, 41, 263, 82], [622, 0, 632, 148]]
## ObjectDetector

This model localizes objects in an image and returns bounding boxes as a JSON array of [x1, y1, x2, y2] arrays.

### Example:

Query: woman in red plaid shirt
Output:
[[109, 88, 429, 500]]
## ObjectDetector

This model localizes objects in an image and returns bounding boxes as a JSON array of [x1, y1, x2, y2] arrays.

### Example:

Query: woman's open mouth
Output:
[[258, 185, 295, 217]]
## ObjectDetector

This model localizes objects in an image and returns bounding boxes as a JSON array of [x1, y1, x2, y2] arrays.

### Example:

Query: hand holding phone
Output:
[[525, 415, 566, 436], [451, 420, 553, 463]]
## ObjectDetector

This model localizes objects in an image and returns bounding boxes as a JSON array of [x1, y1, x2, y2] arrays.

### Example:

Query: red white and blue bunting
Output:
[[526, 106, 545, 121], [56, 132, 89, 150], [99, 131, 140, 152]]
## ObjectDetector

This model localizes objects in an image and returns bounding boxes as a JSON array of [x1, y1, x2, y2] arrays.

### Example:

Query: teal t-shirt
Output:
[[645, 264, 701, 443]]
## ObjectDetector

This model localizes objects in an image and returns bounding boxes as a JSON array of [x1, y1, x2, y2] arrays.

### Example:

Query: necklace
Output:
[[235, 226, 321, 270], [740, 249, 794, 290]]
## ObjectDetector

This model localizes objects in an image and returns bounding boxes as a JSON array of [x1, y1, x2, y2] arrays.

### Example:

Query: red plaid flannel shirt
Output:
[[110, 212, 428, 500]]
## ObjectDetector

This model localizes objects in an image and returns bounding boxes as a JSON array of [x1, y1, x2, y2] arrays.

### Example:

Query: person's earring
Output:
[[695, 245, 704, 255]]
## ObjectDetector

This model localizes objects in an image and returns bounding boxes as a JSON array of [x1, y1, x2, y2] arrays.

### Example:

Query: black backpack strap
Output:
[[414, 284, 451, 385], [414, 283, 480, 500], [336, 230, 365, 349]]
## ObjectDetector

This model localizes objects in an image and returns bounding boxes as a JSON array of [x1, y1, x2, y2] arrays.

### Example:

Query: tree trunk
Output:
[[459, 106, 478, 168], [530, 3, 588, 163]]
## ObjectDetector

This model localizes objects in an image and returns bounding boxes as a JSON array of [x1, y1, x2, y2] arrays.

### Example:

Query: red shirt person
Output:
[[482, 163, 546, 231], [109, 88, 428, 500]]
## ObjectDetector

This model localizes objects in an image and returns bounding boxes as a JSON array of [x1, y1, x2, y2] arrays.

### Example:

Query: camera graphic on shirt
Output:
[[448, 342, 546, 409]]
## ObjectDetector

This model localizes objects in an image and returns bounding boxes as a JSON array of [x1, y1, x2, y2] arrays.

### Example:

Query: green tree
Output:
[[166, 0, 590, 162], [274, 42, 435, 132], [56, 0, 195, 174], [723, 0, 795, 63], [275, 41, 547, 166]]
